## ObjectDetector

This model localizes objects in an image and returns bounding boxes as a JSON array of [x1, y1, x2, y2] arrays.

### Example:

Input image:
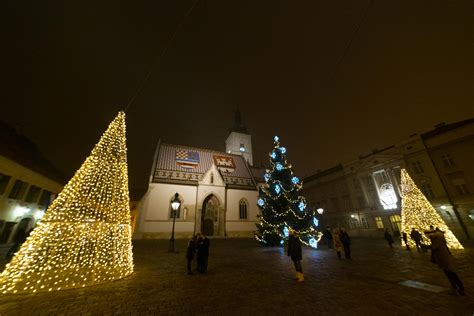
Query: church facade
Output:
[[134, 113, 264, 239]]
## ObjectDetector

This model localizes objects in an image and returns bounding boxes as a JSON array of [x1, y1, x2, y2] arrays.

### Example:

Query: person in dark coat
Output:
[[339, 228, 351, 259], [426, 229, 465, 296], [287, 229, 304, 281], [186, 235, 197, 275], [402, 232, 410, 250], [410, 228, 423, 252], [323, 227, 333, 249], [384, 229, 394, 248], [196, 234, 210, 273]]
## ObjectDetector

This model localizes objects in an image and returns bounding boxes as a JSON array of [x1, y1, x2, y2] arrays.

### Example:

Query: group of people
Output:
[[322, 227, 351, 259], [384, 225, 465, 296], [186, 233, 210, 275]]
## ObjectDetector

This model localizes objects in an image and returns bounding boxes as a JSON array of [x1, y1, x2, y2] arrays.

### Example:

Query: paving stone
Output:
[[0, 238, 473, 315]]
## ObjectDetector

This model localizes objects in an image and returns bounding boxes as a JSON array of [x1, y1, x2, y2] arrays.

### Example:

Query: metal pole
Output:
[[169, 209, 177, 252]]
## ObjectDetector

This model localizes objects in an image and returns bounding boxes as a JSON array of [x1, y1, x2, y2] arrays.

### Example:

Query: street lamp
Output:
[[316, 207, 324, 227], [168, 193, 180, 253]]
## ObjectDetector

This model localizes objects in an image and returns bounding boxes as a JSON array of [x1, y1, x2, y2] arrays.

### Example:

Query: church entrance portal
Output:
[[201, 194, 220, 236]]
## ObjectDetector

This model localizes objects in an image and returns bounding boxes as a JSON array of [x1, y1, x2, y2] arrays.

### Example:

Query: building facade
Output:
[[135, 112, 264, 239], [302, 119, 474, 240], [0, 121, 64, 245]]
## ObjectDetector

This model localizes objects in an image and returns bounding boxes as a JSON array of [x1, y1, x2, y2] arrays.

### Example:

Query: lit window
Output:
[[441, 154, 455, 167], [389, 215, 402, 233], [374, 216, 384, 229], [239, 143, 246, 152], [239, 199, 248, 219]]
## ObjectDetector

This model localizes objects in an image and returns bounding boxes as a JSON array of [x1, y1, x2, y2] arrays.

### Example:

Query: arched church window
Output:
[[210, 173, 214, 184], [239, 199, 248, 219]]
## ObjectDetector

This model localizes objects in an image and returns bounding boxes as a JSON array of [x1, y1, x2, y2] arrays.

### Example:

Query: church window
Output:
[[210, 173, 214, 184], [239, 199, 248, 219]]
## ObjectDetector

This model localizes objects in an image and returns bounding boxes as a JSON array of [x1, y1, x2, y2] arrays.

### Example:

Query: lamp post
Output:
[[317, 208, 324, 227], [169, 193, 180, 253]]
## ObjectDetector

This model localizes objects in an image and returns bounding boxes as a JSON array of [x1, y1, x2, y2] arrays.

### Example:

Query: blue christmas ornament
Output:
[[257, 198, 265, 207], [280, 147, 286, 154], [283, 226, 289, 237], [270, 151, 277, 159], [264, 173, 270, 182], [274, 135, 279, 142], [298, 201, 305, 212], [274, 184, 281, 194], [291, 176, 299, 184], [276, 163, 283, 171], [313, 217, 319, 227], [309, 237, 318, 248]]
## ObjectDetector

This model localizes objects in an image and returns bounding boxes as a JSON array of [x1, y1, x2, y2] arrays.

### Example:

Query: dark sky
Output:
[[2, 0, 473, 190]]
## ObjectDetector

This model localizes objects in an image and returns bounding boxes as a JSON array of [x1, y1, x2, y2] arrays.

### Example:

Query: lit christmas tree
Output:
[[0, 112, 134, 294], [400, 168, 463, 249], [255, 136, 321, 248]]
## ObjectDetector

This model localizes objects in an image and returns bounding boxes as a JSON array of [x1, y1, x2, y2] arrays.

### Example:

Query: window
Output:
[[8, 180, 28, 200], [331, 197, 339, 211], [361, 217, 369, 229], [239, 199, 248, 219], [389, 215, 402, 234], [239, 143, 246, 152], [441, 154, 455, 167], [39, 191, 52, 206], [412, 161, 424, 174], [357, 196, 365, 208], [210, 173, 214, 184], [420, 183, 435, 199], [455, 184, 470, 196], [0, 173, 11, 195], [374, 216, 384, 229], [25, 185, 41, 203]]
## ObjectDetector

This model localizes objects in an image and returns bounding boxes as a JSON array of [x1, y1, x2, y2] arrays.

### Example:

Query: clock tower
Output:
[[225, 110, 253, 165]]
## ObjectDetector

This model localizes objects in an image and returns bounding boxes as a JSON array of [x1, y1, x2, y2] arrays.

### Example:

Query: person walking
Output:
[[186, 235, 197, 275], [410, 228, 423, 252], [196, 234, 210, 273], [339, 228, 351, 259], [323, 226, 333, 249], [426, 229, 465, 296], [287, 229, 304, 282], [384, 229, 394, 248], [332, 228, 343, 259], [402, 232, 410, 250]]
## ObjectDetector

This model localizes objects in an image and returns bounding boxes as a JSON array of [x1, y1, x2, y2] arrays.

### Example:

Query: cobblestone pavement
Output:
[[0, 238, 473, 315]]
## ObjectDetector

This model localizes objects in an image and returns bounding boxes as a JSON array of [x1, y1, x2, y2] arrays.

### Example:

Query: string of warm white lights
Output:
[[0, 112, 134, 294], [400, 168, 463, 250]]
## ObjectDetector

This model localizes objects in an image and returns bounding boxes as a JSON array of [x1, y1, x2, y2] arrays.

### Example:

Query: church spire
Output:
[[231, 109, 248, 134]]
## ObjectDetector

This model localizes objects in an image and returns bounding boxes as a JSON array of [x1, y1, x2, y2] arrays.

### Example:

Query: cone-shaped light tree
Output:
[[255, 136, 321, 248], [0, 112, 134, 294], [400, 168, 463, 249]]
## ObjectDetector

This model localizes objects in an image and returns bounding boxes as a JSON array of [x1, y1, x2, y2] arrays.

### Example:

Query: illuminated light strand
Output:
[[0, 112, 134, 294], [256, 136, 319, 248], [400, 169, 463, 250]]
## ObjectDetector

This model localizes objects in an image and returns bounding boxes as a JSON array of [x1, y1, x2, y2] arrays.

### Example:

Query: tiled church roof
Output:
[[153, 143, 257, 188]]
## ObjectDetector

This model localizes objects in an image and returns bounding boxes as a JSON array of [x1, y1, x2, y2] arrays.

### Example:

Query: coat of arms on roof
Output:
[[176, 150, 200, 169], [213, 155, 235, 173]]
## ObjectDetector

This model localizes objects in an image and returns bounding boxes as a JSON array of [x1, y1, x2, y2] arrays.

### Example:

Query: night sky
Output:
[[2, 1, 473, 190]]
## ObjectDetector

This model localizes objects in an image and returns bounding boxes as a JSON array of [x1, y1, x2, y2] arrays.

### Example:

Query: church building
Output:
[[135, 112, 264, 239]]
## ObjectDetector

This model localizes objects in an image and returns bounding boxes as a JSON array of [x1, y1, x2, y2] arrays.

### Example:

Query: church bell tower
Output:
[[225, 110, 253, 165]]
